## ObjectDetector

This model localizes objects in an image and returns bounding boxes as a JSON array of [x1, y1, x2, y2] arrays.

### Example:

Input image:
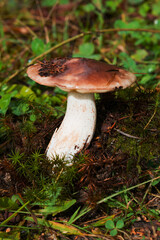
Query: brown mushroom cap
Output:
[[27, 58, 136, 93]]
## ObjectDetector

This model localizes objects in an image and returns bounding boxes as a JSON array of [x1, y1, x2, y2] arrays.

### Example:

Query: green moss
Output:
[[102, 89, 159, 175]]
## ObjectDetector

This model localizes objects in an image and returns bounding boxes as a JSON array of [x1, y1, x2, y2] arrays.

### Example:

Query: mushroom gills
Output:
[[46, 91, 96, 163]]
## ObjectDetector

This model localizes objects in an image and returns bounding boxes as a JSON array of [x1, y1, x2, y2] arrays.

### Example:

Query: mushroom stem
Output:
[[46, 91, 96, 162]]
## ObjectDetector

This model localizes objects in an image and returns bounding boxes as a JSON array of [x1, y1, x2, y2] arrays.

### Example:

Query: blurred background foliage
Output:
[[0, 0, 160, 117]]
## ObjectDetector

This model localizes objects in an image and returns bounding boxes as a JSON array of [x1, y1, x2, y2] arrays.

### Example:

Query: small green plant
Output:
[[31, 38, 51, 56], [105, 219, 124, 236], [72, 42, 101, 60]]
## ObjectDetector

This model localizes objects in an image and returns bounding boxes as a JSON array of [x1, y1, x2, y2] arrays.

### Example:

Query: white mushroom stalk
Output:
[[46, 91, 96, 162]]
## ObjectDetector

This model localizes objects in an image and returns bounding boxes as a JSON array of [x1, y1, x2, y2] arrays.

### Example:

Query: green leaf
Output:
[[41, 0, 57, 7], [31, 38, 44, 55], [82, 3, 95, 12], [0, 91, 17, 115], [30, 114, 37, 122], [132, 49, 148, 61], [147, 65, 157, 73], [72, 53, 101, 60], [128, 0, 144, 5], [0, 231, 20, 240], [11, 195, 30, 212], [127, 212, 134, 217], [89, 54, 101, 60], [114, 19, 140, 36], [139, 75, 153, 85], [139, 3, 150, 17], [154, 19, 160, 29], [152, 2, 160, 16], [119, 52, 137, 72], [0, 196, 18, 210], [68, 207, 91, 224], [54, 87, 67, 95], [0, 94, 12, 115], [106, 0, 122, 12], [110, 229, 118, 236], [31, 38, 51, 56], [72, 41, 100, 60], [79, 43, 95, 56], [11, 102, 29, 116], [60, 0, 69, 4], [105, 220, 115, 229], [39, 199, 76, 216], [151, 178, 160, 186], [91, 216, 114, 227], [114, 19, 140, 29], [15, 85, 36, 100], [92, 0, 104, 12], [26, 217, 84, 236], [116, 219, 124, 229]]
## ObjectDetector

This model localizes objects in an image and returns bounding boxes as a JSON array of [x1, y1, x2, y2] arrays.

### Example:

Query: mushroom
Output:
[[27, 57, 136, 163]]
